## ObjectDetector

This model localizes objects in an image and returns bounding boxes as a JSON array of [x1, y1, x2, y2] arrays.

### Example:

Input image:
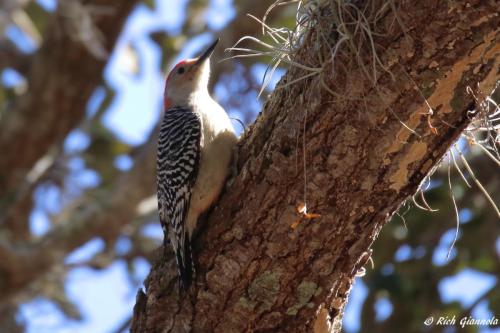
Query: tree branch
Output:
[[0, 129, 156, 306], [132, 1, 500, 332], [0, 0, 139, 217], [0, 40, 31, 74]]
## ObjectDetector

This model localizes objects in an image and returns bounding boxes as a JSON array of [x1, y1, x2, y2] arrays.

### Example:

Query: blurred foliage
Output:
[[355, 149, 499, 333]]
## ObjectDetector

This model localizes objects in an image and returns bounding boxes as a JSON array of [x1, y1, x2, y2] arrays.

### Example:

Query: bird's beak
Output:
[[195, 39, 219, 66]]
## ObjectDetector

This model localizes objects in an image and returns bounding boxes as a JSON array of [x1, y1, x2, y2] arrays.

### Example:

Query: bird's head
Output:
[[164, 39, 219, 109]]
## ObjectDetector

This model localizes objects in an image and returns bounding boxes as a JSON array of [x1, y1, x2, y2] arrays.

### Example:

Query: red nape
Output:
[[164, 97, 173, 110]]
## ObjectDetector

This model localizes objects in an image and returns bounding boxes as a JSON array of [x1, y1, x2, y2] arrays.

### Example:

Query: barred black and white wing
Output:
[[157, 107, 201, 289]]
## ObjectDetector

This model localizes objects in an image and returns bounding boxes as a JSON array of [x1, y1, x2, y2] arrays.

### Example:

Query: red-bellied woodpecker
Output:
[[157, 39, 237, 289]]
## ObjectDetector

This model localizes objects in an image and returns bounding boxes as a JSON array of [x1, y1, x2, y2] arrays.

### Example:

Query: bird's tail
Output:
[[175, 233, 195, 290]]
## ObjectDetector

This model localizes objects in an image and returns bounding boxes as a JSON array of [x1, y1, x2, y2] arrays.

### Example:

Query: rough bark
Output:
[[132, 1, 499, 332]]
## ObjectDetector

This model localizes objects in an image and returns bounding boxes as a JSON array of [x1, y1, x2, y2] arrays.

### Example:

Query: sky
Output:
[[2, 0, 499, 332]]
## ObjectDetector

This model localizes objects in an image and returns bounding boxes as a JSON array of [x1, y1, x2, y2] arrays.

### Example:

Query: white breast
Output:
[[185, 94, 237, 235]]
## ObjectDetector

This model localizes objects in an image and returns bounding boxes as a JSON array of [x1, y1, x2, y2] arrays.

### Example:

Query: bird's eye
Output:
[[177, 67, 185, 75]]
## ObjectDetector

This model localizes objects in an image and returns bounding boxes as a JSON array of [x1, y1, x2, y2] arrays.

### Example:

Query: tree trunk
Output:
[[131, 1, 499, 332]]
